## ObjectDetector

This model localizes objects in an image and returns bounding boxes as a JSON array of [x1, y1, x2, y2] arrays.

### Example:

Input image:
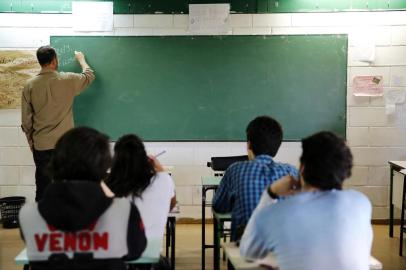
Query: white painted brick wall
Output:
[[347, 127, 369, 147], [391, 66, 406, 86], [391, 26, 406, 45], [369, 127, 406, 146], [345, 166, 368, 186], [368, 166, 389, 186], [253, 14, 291, 27], [2, 11, 406, 219], [349, 107, 395, 127], [113, 15, 134, 28], [0, 127, 20, 146]]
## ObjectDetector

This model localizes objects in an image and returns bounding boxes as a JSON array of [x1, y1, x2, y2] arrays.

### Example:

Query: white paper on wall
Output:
[[395, 102, 406, 130], [351, 28, 376, 63], [385, 104, 396, 115], [385, 89, 406, 115], [72, 1, 113, 32], [385, 89, 406, 104], [352, 76, 384, 96], [189, 4, 230, 34]]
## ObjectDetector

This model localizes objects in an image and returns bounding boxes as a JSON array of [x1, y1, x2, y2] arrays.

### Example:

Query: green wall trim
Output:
[[0, 0, 405, 14]]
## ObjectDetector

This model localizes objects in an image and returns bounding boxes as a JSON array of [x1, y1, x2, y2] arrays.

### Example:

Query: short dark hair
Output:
[[51, 127, 111, 182], [246, 116, 283, 157], [300, 131, 353, 190], [36, 46, 57, 66], [107, 134, 155, 197]]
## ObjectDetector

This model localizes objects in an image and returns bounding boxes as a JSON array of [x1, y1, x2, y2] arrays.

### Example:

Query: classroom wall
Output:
[[1, 11, 406, 220]]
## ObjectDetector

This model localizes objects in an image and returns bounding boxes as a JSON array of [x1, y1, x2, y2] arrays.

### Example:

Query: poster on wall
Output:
[[352, 75, 384, 96], [72, 1, 113, 32], [189, 4, 230, 34], [0, 50, 39, 109]]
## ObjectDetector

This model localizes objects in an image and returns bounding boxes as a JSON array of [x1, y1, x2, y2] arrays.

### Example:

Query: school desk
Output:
[[222, 242, 383, 270], [388, 161, 406, 238]]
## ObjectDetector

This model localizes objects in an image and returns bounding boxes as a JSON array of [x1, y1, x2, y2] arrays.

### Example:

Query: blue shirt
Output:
[[240, 189, 373, 270], [212, 155, 297, 240]]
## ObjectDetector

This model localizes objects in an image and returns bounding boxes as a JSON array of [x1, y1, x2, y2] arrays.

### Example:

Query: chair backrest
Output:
[[207, 155, 248, 172]]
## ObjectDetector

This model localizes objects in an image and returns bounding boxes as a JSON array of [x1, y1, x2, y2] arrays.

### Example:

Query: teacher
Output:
[[21, 46, 95, 201]]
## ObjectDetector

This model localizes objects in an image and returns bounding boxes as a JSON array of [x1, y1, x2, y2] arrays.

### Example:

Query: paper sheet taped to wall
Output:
[[189, 4, 230, 34], [352, 76, 383, 96], [72, 1, 113, 32]]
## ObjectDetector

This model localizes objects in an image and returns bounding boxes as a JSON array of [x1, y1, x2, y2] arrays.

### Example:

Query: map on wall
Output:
[[0, 50, 39, 109]]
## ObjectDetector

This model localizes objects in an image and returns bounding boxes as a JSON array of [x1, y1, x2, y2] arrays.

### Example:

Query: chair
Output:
[[207, 155, 248, 176]]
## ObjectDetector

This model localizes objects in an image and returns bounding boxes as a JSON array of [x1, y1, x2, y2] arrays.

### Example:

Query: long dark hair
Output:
[[107, 134, 156, 197]]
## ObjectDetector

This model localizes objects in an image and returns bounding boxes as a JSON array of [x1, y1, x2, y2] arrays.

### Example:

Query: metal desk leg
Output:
[[227, 259, 236, 270], [213, 216, 220, 270], [399, 175, 406, 256], [23, 265, 29, 270], [202, 186, 206, 270], [171, 217, 176, 270], [166, 219, 170, 257], [390, 167, 394, 238]]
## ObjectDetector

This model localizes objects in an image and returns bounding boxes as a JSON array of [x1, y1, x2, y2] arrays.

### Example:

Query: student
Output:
[[107, 134, 176, 241], [19, 127, 146, 270], [240, 131, 373, 270], [212, 116, 298, 240], [21, 46, 95, 202]]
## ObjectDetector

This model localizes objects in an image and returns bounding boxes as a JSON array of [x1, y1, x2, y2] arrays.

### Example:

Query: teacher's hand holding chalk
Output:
[[74, 50, 91, 71]]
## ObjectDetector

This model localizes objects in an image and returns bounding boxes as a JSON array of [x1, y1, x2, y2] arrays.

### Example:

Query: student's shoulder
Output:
[[110, 197, 132, 211], [342, 189, 372, 208], [151, 172, 175, 189], [272, 161, 298, 174], [19, 203, 38, 221], [223, 160, 250, 172]]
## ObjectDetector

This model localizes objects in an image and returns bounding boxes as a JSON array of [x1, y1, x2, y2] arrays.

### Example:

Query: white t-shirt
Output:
[[129, 172, 175, 240]]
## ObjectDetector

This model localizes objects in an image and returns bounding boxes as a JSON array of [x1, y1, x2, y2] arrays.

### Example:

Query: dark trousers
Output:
[[33, 149, 54, 202]]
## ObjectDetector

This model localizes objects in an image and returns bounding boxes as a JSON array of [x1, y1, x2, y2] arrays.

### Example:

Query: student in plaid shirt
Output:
[[212, 116, 298, 240]]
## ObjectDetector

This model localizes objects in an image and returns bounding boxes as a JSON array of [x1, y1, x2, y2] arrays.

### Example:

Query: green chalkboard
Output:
[[50, 35, 347, 141]]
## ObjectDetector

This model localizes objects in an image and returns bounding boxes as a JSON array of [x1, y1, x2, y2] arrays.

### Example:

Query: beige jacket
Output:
[[21, 67, 95, 150]]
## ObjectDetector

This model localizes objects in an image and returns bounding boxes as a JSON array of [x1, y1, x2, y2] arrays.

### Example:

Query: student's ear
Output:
[[247, 141, 254, 160], [299, 164, 305, 186]]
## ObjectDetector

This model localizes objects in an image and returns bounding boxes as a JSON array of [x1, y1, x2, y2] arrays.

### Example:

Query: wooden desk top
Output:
[[201, 176, 222, 186], [388, 161, 406, 170]]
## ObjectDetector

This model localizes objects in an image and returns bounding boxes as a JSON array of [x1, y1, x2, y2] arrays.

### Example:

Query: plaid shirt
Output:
[[212, 155, 298, 240]]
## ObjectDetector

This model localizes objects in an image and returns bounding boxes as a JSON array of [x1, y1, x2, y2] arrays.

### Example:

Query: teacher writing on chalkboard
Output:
[[21, 46, 95, 201]]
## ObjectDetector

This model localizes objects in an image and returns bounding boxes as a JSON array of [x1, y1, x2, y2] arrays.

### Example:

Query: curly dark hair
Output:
[[300, 131, 353, 190], [51, 127, 111, 182], [107, 134, 156, 197]]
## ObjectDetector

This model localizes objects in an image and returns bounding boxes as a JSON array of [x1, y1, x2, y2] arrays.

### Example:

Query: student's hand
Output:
[[28, 140, 34, 153], [270, 175, 300, 197], [74, 51, 86, 63], [149, 155, 165, 172]]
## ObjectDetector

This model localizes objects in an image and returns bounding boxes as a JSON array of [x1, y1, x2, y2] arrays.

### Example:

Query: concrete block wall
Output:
[[1, 11, 406, 219]]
